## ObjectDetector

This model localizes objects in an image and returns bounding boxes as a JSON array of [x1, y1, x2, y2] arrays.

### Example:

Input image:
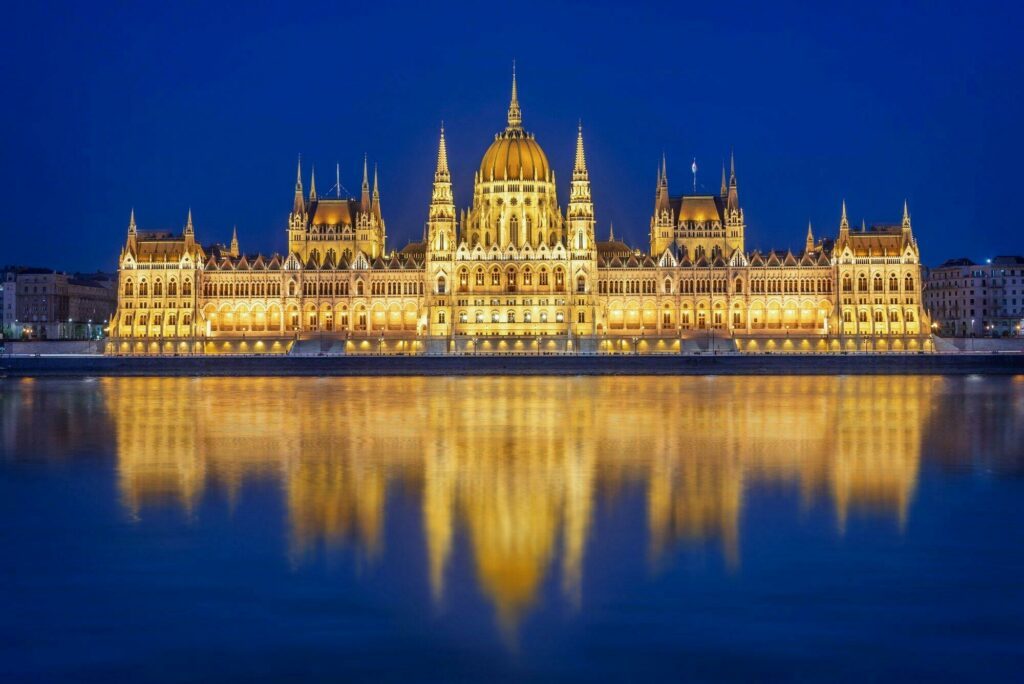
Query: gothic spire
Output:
[[805, 220, 814, 253], [435, 122, 450, 180], [292, 155, 305, 215], [230, 225, 239, 257], [185, 208, 194, 236], [609, 222, 615, 241], [720, 162, 727, 196], [902, 199, 911, 227], [840, 199, 849, 229], [309, 166, 317, 201], [507, 62, 522, 129], [371, 164, 381, 220], [573, 121, 588, 177], [360, 154, 370, 213], [128, 208, 136, 235], [729, 149, 737, 186]]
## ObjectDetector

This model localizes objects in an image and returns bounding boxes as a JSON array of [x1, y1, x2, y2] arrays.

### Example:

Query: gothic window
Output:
[[540, 269, 549, 286], [843, 275, 853, 292], [183, 314, 191, 326], [153, 280, 163, 296], [508, 311, 516, 323], [459, 269, 468, 289], [734, 277, 743, 294], [664, 278, 672, 294], [844, 311, 852, 323], [906, 309, 915, 322], [491, 269, 501, 286], [491, 311, 499, 323], [524, 268, 532, 285], [438, 311, 446, 324], [890, 310, 899, 322], [873, 274, 883, 292], [577, 275, 586, 293], [556, 311, 564, 323], [524, 311, 532, 323], [554, 268, 565, 290], [905, 274, 915, 291], [475, 311, 484, 324], [540, 311, 548, 323], [874, 310, 884, 323], [858, 274, 868, 292], [507, 268, 517, 288], [124, 279, 134, 296], [459, 312, 468, 324], [889, 274, 899, 291], [288, 281, 297, 297], [476, 268, 485, 286], [356, 281, 364, 296], [437, 276, 446, 294], [859, 310, 868, 323], [139, 280, 148, 296], [183, 279, 192, 296]]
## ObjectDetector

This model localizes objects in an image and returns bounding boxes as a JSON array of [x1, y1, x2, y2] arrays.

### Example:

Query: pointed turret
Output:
[[184, 208, 194, 236], [435, 122, 450, 181], [568, 122, 595, 252], [720, 162, 728, 196], [230, 225, 239, 258], [726, 150, 740, 213], [805, 221, 814, 253], [840, 199, 850, 233], [292, 155, 305, 216], [128, 208, 136, 235], [371, 164, 381, 220], [902, 199, 912, 230], [507, 62, 522, 130], [309, 166, 317, 201], [360, 154, 370, 213], [573, 121, 588, 177], [609, 222, 615, 241], [655, 154, 670, 214], [427, 124, 455, 254]]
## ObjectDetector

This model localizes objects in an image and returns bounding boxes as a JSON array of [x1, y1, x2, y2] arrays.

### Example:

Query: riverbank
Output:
[[3, 353, 1023, 377]]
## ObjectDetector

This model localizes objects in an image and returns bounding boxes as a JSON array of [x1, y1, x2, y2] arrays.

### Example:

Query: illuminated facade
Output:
[[108, 72, 931, 354]]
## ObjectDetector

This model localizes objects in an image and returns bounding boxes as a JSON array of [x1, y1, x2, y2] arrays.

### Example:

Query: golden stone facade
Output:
[[108, 72, 931, 354]]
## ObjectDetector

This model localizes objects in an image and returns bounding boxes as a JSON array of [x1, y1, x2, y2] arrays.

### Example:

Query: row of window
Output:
[[123, 278, 192, 296], [122, 313, 193, 327], [841, 274, 915, 293]]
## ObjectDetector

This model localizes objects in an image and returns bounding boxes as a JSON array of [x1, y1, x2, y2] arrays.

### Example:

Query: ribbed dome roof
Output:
[[479, 130, 550, 182]]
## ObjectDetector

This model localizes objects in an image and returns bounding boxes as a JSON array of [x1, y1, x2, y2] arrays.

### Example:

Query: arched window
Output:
[[874, 310, 884, 323], [843, 275, 852, 292], [664, 278, 672, 294], [183, 279, 192, 296], [905, 274, 915, 291], [555, 311, 564, 323], [577, 275, 586, 293], [889, 274, 898, 291], [858, 274, 868, 292], [139, 280, 148, 296], [539, 269, 549, 286], [491, 311, 499, 323], [507, 268, 517, 288], [734, 277, 743, 294], [475, 268, 485, 286], [356, 281, 364, 296], [153, 279, 163, 296], [436, 276, 446, 294], [523, 268, 532, 285], [168, 279, 177, 296], [475, 311, 484, 323], [124, 279, 134, 296], [554, 268, 565, 290], [438, 311, 446, 324], [524, 311, 532, 323], [507, 311, 516, 323], [906, 309, 915, 322], [491, 268, 500, 286], [873, 274, 883, 292], [459, 269, 468, 289], [288, 281, 297, 297]]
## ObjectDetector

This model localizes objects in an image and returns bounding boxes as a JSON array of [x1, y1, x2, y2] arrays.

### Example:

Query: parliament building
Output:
[[108, 72, 931, 355]]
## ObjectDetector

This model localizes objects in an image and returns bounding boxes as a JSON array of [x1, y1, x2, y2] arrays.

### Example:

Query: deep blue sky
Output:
[[2, 0, 1022, 272]]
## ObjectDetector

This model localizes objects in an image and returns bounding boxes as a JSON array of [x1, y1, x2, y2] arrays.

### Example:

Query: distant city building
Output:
[[0, 267, 116, 340], [924, 256, 1024, 336], [108, 72, 931, 355]]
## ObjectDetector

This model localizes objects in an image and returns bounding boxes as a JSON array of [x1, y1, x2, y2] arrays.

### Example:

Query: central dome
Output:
[[478, 66, 551, 182], [479, 130, 550, 182]]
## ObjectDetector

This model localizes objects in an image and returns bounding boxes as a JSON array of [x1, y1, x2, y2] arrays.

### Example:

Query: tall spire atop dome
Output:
[[507, 61, 522, 129]]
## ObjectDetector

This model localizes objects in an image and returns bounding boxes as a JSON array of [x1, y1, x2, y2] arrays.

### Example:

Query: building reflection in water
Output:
[[8, 375, 1021, 635]]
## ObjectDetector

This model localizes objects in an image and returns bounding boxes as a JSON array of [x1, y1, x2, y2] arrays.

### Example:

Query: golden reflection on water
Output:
[[87, 376, 941, 632]]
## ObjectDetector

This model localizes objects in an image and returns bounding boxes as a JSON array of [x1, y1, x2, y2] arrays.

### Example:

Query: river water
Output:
[[2, 376, 1022, 681]]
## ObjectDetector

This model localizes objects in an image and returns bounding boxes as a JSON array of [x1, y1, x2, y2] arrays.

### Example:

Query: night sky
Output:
[[3, 0, 1021, 272]]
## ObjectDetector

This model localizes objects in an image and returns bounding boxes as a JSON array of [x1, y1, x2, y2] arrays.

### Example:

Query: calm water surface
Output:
[[1, 376, 1023, 681]]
